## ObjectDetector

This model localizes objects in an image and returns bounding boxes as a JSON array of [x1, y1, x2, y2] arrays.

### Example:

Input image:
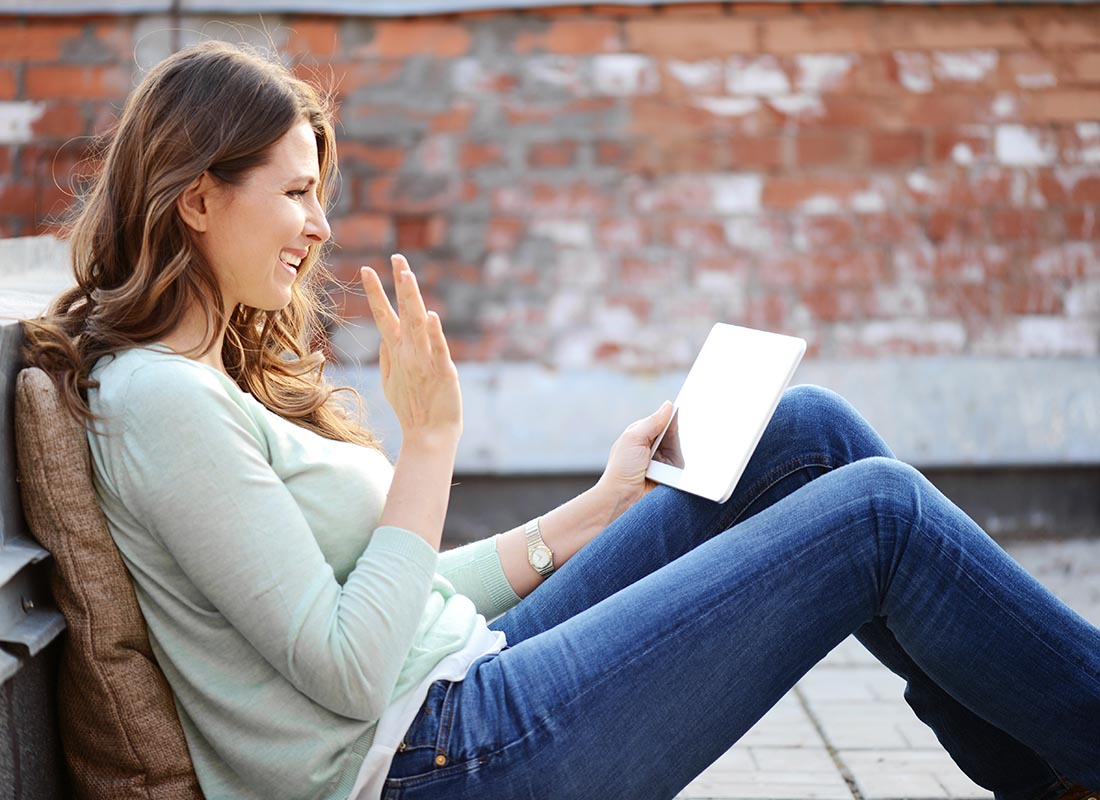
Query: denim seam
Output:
[[719, 454, 838, 533]]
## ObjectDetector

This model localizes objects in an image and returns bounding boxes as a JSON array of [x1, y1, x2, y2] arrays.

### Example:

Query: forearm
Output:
[[378, 432, 459, 551], [495, 481, 630, 598]]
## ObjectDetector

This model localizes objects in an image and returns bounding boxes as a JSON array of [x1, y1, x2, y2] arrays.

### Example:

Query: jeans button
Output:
[[434, 754, 447, 767]]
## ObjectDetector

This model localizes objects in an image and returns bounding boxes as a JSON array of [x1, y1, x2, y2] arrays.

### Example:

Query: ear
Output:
[[176, 172, 216, 233]]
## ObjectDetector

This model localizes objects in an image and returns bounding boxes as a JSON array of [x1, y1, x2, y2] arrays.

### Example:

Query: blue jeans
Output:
[[382, 386, 1100, 800]]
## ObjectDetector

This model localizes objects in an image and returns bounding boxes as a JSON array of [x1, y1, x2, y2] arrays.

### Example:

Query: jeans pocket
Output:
[[385, 679, 492, 793]]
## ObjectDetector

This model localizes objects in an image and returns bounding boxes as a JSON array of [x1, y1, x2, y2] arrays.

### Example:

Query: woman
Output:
[[24, 40, 1099, 800]]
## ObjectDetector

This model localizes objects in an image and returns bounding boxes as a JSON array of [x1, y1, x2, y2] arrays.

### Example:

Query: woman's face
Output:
[[199, 119, 332, 311]]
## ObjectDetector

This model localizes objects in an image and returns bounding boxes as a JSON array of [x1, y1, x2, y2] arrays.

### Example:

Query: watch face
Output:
[[531, 546, 552, 570]]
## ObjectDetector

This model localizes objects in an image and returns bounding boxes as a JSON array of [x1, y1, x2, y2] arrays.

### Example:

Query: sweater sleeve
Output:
[[437, 537, 521, 620], [107, 360, 437, 723]]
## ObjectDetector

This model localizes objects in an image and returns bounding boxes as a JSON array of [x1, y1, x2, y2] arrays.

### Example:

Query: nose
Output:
[[305, 197, 331, 244]]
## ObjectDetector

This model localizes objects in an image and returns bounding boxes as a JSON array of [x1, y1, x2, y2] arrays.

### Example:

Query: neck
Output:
[[159, 303, 230, 375]]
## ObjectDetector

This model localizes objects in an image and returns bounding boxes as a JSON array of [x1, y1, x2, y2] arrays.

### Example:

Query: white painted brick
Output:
[[800, 195, 845, 216], [769, 94, 825, 118], [524, 55, 586, 94], [894, 52, 932, 93], [668, 59, 724, 92], [0, 102, 46, 145], [796, 53, 856, 93], [992, 92, 1018, 119], [711, 174, 763, 214], [995, 125, 1056, 166], [724, 216, 780, 253], [726, 55, 791, 96], [694, 96, 761, 117], [1075, 122, 1100, 163], [591, 54, 659, 97], [973, 316, 1100, 358], [529, 219, 593, 248], [933, 50, 998, 83], [951, 143, 975, 165]]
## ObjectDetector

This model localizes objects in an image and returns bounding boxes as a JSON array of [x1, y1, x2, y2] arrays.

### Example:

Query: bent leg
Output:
[[390, 459, 1100, 799]]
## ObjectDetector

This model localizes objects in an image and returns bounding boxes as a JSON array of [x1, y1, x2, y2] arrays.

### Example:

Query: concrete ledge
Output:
[[330, 358, 1100, 472]]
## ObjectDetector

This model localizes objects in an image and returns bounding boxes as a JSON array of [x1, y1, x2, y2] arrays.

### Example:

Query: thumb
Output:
[[647, 400, 673, 430]]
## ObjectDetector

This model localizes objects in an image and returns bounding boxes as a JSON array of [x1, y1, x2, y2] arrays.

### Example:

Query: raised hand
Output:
[[359, 254, 462, 447]]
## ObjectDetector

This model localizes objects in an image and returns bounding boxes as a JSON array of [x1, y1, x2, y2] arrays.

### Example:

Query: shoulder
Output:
[[91, 347, 252, 430]]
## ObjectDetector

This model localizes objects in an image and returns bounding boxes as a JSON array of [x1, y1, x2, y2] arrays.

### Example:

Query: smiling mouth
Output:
[[280, 250, 305, 273]]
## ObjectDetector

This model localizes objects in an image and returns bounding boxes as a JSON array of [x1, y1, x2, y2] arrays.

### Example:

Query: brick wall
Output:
[[1, 5, 1099, 370]]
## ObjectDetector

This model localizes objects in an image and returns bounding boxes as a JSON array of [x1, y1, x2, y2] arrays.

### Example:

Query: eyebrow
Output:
[[287, 175, 319, 187]]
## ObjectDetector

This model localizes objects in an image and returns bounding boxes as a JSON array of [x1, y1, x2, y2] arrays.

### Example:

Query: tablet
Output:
[[646, 323, 806, 504]]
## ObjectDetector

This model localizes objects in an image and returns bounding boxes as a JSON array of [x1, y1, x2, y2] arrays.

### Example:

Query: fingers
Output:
[[359, 266, 399, 343], [362, 255, 450, 366]]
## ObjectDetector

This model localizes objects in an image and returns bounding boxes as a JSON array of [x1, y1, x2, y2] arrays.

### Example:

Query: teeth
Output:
[[280, 250, 304, 267]]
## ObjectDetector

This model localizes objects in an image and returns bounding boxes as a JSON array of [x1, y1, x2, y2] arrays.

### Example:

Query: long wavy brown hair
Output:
[[23, 40, 382, 451]]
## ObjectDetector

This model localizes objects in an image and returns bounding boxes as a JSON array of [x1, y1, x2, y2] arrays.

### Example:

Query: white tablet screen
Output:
[[646, 324, 806, 503]]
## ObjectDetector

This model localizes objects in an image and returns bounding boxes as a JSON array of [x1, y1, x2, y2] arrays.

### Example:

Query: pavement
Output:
[[674, 537, 1100, 800]]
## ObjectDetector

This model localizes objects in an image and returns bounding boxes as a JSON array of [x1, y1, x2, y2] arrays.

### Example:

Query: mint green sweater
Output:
[[87, 346, 521, 800]]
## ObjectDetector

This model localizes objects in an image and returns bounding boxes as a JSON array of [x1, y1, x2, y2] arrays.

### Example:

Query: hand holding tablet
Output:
[[646, 324, 806, 503]]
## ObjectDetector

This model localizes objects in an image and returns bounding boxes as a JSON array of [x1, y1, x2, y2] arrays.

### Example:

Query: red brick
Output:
[[1018, 12, 1100, 47], [625, 18, 755, 58], [395, 215, 447, 251], [430, 106, 473, 133], [0, 67, 15, 100], [25, 65, 129, 100], [869, 130, 924, 166], [925, 209, 986, 243], [763, 175, 874, 212], [494, 181, 613, 215], [1024, 91, 1100, 123], [0, 149, 10, 176], [0, 181, 36, 215], [325, 61, 404, 95], [880, 10, 1028, 50], [797, 286, 870, 322], [632, 137, 727, 172], [1071, 52, 1100, 84], [370, 21, 471, 58], [931, 128, 993, 165], [900, 94, 997, 128], [989, 209, 1046, 241], [794, 131, 858, 168], [818, 95, 908, 130], [337, 141, 406, 172], [739, 293, 789, 332], [1002, 51, 1060, 91], [460, 142, 504, 171], [758, 250, 887, 287], [761, 13, 878, 55], [595, 140, 631, 167], [0, 21, 83, 62], [513, 20, 620, 54], [332, 212, 393, 250], [91, 21, 134, 63], [862, 213, 923, 244], [487, 217, 523, 250], [1001, 283, 1064, 315], [926, 285, 996, 318], [728, 137, 783, 170], [1063, 207, 1098, 240], [287, 19, 340, 58], [528, 141, 577, 168], [31, 103, 85, 140]]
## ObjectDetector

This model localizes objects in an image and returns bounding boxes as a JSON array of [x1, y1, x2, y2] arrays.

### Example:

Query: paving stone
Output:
[[841, 750, 991, 800]]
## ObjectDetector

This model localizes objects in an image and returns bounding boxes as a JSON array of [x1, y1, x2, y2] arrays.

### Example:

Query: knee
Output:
[[775, 385, 893, 462], [849, 457, 926, 523]]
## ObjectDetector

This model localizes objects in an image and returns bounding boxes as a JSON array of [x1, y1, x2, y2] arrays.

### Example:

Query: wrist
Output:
[[592, 477, 641, 524], [401, 427, 461, 455]]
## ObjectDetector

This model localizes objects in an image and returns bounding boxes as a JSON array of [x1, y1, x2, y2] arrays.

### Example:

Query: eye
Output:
[[287, 189, 307, 199]]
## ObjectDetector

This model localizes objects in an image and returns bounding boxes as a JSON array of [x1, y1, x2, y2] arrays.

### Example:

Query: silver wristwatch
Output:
[[524, 517, 555, 578]]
